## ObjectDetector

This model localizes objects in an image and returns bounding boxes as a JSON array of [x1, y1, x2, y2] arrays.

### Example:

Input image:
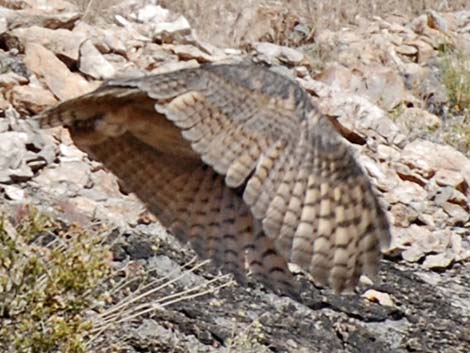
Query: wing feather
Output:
[[36, 63, 391, 293]]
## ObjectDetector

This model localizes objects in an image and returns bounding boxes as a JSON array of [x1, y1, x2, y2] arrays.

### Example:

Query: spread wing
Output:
[[37, 63, 391, 293]]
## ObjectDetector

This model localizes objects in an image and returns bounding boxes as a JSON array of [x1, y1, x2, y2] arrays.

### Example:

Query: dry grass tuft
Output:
[[438, 46, 470, 154]]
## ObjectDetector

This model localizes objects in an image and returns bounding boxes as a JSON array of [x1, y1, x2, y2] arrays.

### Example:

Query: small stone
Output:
[[152, 15, 191, 39], [363, 289, 395, 307], [10, 26, 86, 62], [79, 40, 115, 80], [423, 252, 454, 270], [434, 169, 466, 190], [442, 202, 469, 225], [2, 184, 25, 200], [402, 246, 425, 262], [9, 84, 58, 114]]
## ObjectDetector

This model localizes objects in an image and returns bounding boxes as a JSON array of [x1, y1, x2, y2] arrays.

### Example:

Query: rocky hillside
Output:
[[0, 1, 469, 352]]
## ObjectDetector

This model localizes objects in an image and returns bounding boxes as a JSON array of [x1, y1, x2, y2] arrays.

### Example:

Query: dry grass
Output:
[[68, 0, 468, 47], [439, 46, 470, 154], [160, 0, 469, 47]]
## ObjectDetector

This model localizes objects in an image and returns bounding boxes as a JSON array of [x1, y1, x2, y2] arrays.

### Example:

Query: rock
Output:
[[390, 203, 418, 227], [405, 39, 434, 63], [386, 180, 426, 205], [423, 252, 454, 270], [152, 15, 191, 41], [0, 131, 34, 183], [394, 107, 441, 135], [299, 77, 403, 145], [434, 169, 466, 191], [162, 44, 225, 63], [402, 245, 426, 262], [399, 140, 470, 184], [132, 4, 170, 24], [9, 26, 86, 62], [0, 119, 9, 133], [2, 184, 25, 200], [0, 7, 80, 30], [24, 42, 94, 100], [254, 42, 305, 65], [33, 161, 93, 196], [150, 59, 199, 74], [79, 40, 115, 79], [442, 202, 469, 225], [376, 144, 400, 162], [363, 290, 395, 307], [0, 71, 28, 88], [8, 84, 58, 113]]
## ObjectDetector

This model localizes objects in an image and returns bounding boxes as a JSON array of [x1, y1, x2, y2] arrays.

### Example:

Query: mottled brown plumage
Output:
[[36, 63, 391, 294]]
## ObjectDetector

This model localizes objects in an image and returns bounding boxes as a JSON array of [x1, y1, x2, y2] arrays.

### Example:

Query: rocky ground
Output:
[[0, 1, 469, 352]]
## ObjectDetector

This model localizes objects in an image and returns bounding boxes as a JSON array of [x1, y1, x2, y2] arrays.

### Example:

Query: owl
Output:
[[37, 63, 391, 295]]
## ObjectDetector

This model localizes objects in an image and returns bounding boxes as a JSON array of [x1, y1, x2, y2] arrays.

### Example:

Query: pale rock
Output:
[[150, 59, 199, 74], [0, 119, 9, 133], [0, 16, 7, 34], [396, 44, 418, 57], [254, 42, 304, 65], [54, 197, 97, 226], [434, 169, 466, 190], [88, 169, 123, 199], [314, 63, 356, 91], [363, 290, 395, 307], [2, 184, 25, 200], [24, 43, 93, 100], [0, 71, 28, 88], [99, 196, 146, 228], [400, 225, 451, 262], [450, 232, 470, 261], [0, 131, 34, 183], [405, 39, 434, 63], [59, 143, 86, 161], [399, 140, 470, 185], [162, 44, 225, 63], [393, 162, 427, 186], [431, 208, 452, 227], [390, 203, 418, 227], [427, 10, 449, 33], [416, 213, 435, 227], [79, 40, 115, 80], [423, 252, 454, 270], [34, 161, 93, 195], [299, 77, 402, 145], [9, 84, 58, 113], [152, 15, 191, 39], [23, 0, 77, 12], [357, 64, 414, 111], [0, 7, 80, 30], [430, 185, 453, 205], [102, 31, 128, 56], [386, 180, 426, 205], [133, 4, 170, 24], [447, 189, 468, 206], [396, 107, 441, 134], [359, 154, 400, 192], [402, 245, 425, 262], [442, 202, 469, 225], [10, 26, 86, 62], [412, 225, 448, 253], [377, 144, 401, 162]]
